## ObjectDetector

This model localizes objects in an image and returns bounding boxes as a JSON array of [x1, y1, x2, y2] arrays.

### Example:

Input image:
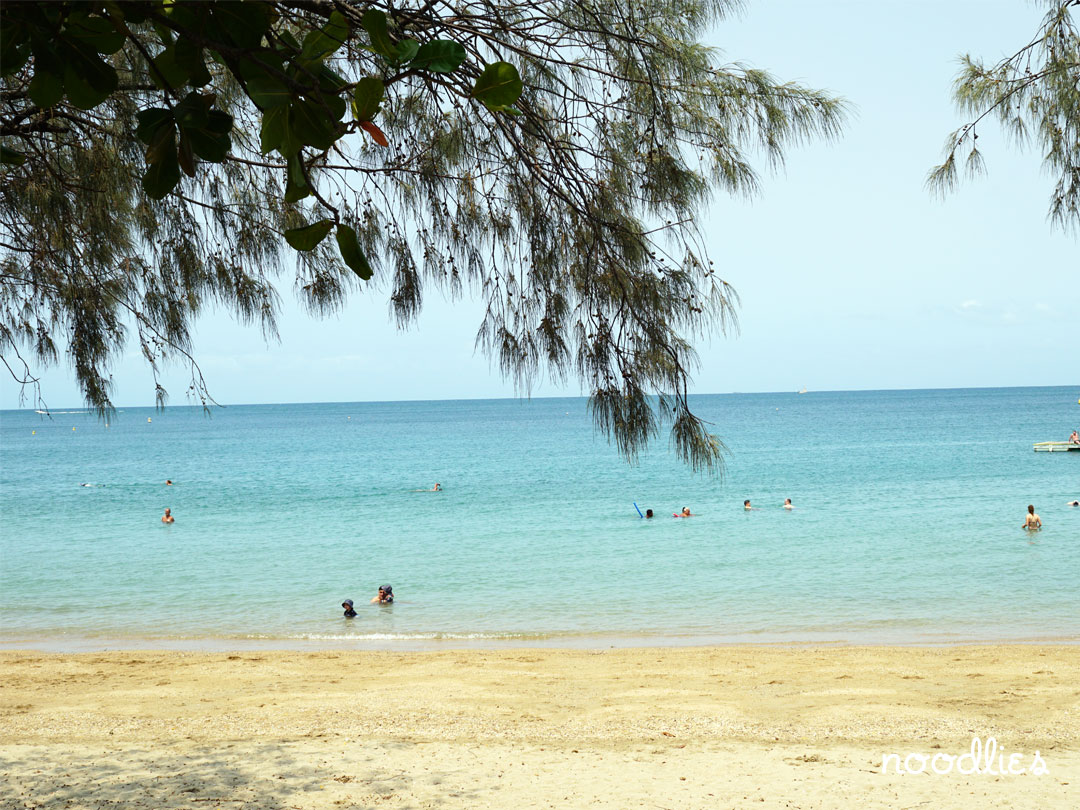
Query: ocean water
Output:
[[1, 386, 1078, 650]]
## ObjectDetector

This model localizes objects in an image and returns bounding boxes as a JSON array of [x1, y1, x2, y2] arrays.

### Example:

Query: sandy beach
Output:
[[1, 645, 1077, 808]]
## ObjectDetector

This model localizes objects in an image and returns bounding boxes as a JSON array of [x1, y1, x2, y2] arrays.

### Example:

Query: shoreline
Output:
[[4, 629, 1080, 654], [3, 645, 1078, 808]]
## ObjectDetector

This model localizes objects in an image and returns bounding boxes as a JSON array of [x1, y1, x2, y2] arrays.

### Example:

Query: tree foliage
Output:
[[928, 0, 1080, 233], [1, 0, 846, 472]]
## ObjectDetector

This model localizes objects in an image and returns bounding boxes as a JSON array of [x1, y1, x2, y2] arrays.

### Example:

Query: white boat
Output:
[[797, 387, 808, 395], [1033, 441, 1080, 453]]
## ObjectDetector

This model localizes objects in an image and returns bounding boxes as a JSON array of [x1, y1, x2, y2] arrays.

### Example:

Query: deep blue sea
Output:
[[1, 386, 1078, 650]]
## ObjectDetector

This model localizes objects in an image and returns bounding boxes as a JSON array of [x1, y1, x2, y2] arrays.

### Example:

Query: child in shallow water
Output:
[[342, 599, 356, 618]]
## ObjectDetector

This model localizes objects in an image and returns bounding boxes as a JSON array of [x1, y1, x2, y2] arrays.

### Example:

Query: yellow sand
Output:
[[1, 645, 1078, 808]]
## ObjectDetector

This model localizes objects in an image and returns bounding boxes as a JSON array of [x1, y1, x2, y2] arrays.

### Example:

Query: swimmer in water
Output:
[[1023, 505, 1041, 531], [371, 585, 394, 604], [673, 507, 693, 517], [165, 479, 173, 486], [161, 508, 174, 524], [783, 498, 793, 510], [645, 509, 654, 518], [1068, 500, 1079, 507], [342, 599, 356, 618], [744, 499, 754, 510], [412, 483, 442, 492]]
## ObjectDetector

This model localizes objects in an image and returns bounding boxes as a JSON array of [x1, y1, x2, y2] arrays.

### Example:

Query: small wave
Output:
[[254, 631, 556, 641]]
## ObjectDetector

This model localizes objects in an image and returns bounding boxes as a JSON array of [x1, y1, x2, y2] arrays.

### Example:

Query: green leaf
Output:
[[239, 55, 291, 109], [27, 39, 64, 106], [111, 1, 148, 24], [318, 64, 348, 93], [72, 42, 119, 94], [260, 105, 286, 154], [1, 43, 31, 78], [0, 15, 26, 59], [360, 9, 397, 62], [320, 90, 347, 123], [336, 224, 372, 280], [174, 92, 211, 130], [284, 219, 333, 251], [277, 30, 302, 52], [29, 65, 64, 108], [176, 98, 232, 162], [290, 97, 338, 150], [64, 12, 125, 55], [174, 37, 211, 87], [471, 61, 523, 111], [63, 58, 116, 110], [410, 40, 466, 73], [184, 126, 230, 162], [142, 136, 181, 199], [0, 145, 26, 166], [394, 39, 419, 64], [301, 10, 349, 60], [151, 20, 175, 45], [151, 45, 189, 90], [284, 154, 311, 202], [145, 121, 176, 165], [205, 109, 232, 134], [278, 106, 304, 158], [136, 107, 174, 143], [209, 1, 270, 49], [352, 77, 384, 121], [178, 132, 196, 177]]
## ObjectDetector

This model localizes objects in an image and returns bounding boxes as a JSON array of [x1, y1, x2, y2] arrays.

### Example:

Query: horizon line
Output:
[[5, 383, 1078, 413]]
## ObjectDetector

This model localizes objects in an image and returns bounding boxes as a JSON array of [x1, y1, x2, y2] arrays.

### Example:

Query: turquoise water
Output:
[[1, 386, 1078, 649]]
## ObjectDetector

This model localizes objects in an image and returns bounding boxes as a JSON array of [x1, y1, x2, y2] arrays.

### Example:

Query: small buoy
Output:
[[147, 417, 152, 423], [72, 427, 76, 431], [31, 430, 35, 435]]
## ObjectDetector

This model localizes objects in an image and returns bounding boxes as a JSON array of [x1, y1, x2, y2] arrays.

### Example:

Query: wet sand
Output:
[[2, 645, 1078, 808]]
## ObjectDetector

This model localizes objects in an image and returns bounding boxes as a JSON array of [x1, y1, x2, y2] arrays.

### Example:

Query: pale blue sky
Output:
[[3, 1, 1076, 409]]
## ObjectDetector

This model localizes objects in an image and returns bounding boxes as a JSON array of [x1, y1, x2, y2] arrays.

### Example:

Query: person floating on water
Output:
[[165, 479, 173, 486], [161, 508, 174, 524], [342, 599, 356, 618], [412, 483, 442, 492], [1068, 500, 1080, 507], [372, 584, 394, 604], [744, 500, 754, 510], [783, 498, 793, 510], [1023, 505, 1042, 531], [645, 509, 654, 518], [673, 507, 693, 517]]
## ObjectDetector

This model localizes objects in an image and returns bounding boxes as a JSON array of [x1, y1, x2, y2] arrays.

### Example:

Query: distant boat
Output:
[[797, 387, 808, 395]]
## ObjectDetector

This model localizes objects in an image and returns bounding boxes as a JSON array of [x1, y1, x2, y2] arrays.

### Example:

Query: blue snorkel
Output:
[[633, 502, 644, 518]]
